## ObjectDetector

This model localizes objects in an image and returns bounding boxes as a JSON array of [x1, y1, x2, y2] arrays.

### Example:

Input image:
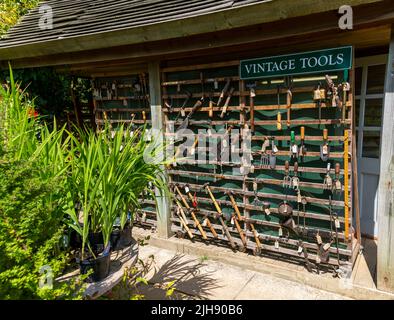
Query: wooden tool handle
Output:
[[175, 202, 194, 239], [323, 129, 328, 140], [277, 112, 282, 130], [206, 187, 222, 214], [175, 186, 190, 209], [250, 223, 262, 248], [191, 211, 208, 240], [250, 90, 255, 132], [301, 126, 305, 140], [335, 162, 340, 175], [284, 160, 290, 175], [205, 217, 218, 238], [142, 111, 146, 122], [229, 194, 242, 220], [294, 162, 299, 173], [209, 100, 214, 118], [234, 216, 247, 246]]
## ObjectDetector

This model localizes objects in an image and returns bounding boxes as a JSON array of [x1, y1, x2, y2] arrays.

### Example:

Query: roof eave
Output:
[[0, 0, 383, 61]]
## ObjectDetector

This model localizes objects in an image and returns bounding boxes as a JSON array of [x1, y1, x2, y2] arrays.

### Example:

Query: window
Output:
[[355, 56, 386, 159]]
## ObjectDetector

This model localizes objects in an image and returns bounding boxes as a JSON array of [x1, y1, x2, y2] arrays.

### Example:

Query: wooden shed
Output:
[[1, 0, 393, 293]]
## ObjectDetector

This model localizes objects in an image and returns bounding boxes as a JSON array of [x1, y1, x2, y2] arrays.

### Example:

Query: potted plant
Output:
[[64, 124, 168, 282]]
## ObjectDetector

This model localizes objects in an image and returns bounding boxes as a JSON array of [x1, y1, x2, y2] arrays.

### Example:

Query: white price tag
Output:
[[298, 246, 303, 254], [316, 234, 322, 245], [202, 219, 207, 227], [275, 240, 279, 249], [278, 227, 283, 237], [316, 256, 321, 264], [264, 208, 271, 216], [292, 145, 298, 154], [335, 218, 340, 229], [231, 217, 235, 225], [322, 145, 328, 155], [185, 186, 190, 194]]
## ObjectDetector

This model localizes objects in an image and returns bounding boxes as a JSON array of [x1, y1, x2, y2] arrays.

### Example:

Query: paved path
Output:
[[137, 244, 351, 300]]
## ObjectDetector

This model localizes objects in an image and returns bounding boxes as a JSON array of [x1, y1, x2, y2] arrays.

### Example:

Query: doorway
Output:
[[355, 55, 386, 238]]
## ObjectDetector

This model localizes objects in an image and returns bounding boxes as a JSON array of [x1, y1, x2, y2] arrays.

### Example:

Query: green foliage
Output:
[[0, 160, 84, 300], [0, 65, 83, 299], [64, 124, 169, 256], [0, 0, 39, 36]]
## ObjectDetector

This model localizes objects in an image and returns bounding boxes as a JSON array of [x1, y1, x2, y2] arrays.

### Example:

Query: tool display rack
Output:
[[92, 74, 158, 229], [161, 60, 359, 273]]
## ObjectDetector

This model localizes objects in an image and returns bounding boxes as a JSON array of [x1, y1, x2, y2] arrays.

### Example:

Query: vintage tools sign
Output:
[[240, 46, 352, 79]]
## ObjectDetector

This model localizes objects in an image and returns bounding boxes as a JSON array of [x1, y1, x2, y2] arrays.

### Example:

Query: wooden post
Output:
[[148, 61, 172, 239], [377, 24, 394, 293]]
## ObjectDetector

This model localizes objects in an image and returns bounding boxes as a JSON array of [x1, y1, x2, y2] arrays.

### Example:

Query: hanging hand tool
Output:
[[217, 125, 234, 163], [178, 97, 204, 130], [246, 82, 256, 132], [333, 162, 343, 194], [249, 223, 262, 255], [290, 130, 299, 161], [323, 163, 333, 191], [291, 161, 300, 191], [270, 138, 278, 169], [202, 183, 237, 250], [230, 212, 247, 252], [325, 75, 340, 107], [189, 136, 199, 156], [174, 185, 208, 240], [278, 191, 293, 218], [142, 110, 147, 124], [313, 83, 325, 124], [174, 200, 194, 239], [276, 85, 282, 130], [175, 90, 192, 122], [286, 83, 293, 128], [320, 129, 330, 161], [208, 91, 215, 118], [226, 191, 248, 251], [283, 160, 292, 188], [260, 137, 270, 168], [299, 126, 307, 161], [165, 97, 174, 113], [217, 78, 231, 107], [219, 87, 235, 118], [340, 81, 350, 124], [332, 212, 341, 267], [184, 185, 218, 238]]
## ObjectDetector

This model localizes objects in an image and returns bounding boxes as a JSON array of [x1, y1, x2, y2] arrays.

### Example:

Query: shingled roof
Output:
[[0, 0, 267, 48]]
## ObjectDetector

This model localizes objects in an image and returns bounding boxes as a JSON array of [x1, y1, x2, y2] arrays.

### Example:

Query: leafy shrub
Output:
[[0, 159, 84, 299]]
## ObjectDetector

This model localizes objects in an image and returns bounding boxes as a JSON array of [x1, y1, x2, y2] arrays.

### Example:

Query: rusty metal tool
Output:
[[320, 129, 330, 161], [341, 81, 350, 124], [286, 87, 292, 128], [184, 185, 218, 238], [219, 87, 235, 118], [291, 161, 300, 191], [217, 78, 231, 107], [249, 223, 262, 255], [208, 90, 215, 118], [333, 162, 343, 194], [323, 162, 333, 191], [270, 138, 278, 169], [174, 90, 192, 122], [174, 184, 208, 240], [178, 97, 204, 130], [283, 160, 292, 188], [260, 137, 270, 167], [202, 183, 237, 250]]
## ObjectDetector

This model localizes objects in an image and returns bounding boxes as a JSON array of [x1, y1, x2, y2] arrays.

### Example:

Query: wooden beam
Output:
[[148, 61, 172, 239], [377, 24, 394, 293]]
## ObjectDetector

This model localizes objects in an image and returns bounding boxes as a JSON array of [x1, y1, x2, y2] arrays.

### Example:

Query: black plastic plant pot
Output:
[[80, 249, 111, 282], [110, 229, 121, 250], [118, 223, 133, 248], [69, 230, 82, 250], [88, 232, 104, 246]]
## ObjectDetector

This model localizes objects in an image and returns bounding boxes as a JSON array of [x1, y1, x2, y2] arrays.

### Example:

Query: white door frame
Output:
[[355, 54, 387, 238]]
